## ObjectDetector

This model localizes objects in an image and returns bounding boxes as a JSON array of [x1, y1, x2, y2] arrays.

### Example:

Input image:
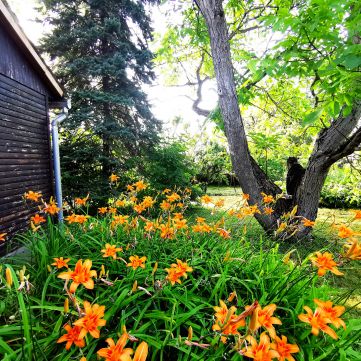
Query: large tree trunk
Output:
[[195, 0, 361, 238]]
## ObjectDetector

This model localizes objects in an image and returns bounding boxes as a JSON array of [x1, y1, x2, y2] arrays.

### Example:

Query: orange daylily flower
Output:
[[242, 193, 250, 201], [52, 257, 71, 269], [174, 218, 188, 230], [98, 207, 108, 214], [310, 252, 343, 276], [270, 335, 299, 361], [302, 218, 315, 227], [352, 210, 361, 220], [165, 267, 183, 285], [24, 190, 42, 202], [115, 199, 126, 207], [101, 243, 123, 260], [162, 188, 171, 194], [133, 341, 148, 361], [217, 228, 231, 239], [134, 180, 147, 192], [165, 259, 192, 285], [263, 207, 274, 215], [74, 301, 106, 339], [160, 200, 171, 211], [144, 221, 155, 232], [58, 259, 97, 293], [0, 233, 7, 242], [251, 303, 282, 339], [166, 193, 181, 203], [215, 199, 225, 207], [43, 198, 60, 215], [343, 239, 361, 260], [261, 193, 274, 204], [171, 259, 193, 276], [336, 224, 357, 239], [74, 195, 89, 206], [212, 300, 246, 343], [31, 214, 46, 225], [158, 223, 175, 239], [57, 324, 85, 350], [200, 195, 213, 204], [97, 334, 133, 361], [108, 207, 117, 214], [242, 333, 279, 360], [127, 255, 147, 270], [109, 173, 119, 183], [298, 305, 338, 339], [313, 299, 346, 329]]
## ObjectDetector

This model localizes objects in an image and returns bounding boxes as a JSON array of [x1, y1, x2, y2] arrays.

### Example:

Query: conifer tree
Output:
[[40, 0, 161, 199]]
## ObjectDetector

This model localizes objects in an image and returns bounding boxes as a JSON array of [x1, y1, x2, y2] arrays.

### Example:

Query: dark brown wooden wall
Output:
[[0, 73, 52, 253], [0, 21, 55, 254]]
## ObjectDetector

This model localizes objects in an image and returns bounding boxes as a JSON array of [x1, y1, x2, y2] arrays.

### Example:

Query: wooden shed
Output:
[[0, 1, 64, 254]]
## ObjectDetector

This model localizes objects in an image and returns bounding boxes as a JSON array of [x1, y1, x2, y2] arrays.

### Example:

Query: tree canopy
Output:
[[40, 0, 161, 200], [156, 0, 361, 236]]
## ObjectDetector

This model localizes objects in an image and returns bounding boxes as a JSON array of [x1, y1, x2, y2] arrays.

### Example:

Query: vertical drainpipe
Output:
[[51, 109, 68, 222]]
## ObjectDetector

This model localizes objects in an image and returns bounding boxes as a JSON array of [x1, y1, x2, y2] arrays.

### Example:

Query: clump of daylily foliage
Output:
[[0, 177, 360, 360]]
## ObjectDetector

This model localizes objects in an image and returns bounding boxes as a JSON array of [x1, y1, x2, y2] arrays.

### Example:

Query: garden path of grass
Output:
[[200, 186, 361, 318]]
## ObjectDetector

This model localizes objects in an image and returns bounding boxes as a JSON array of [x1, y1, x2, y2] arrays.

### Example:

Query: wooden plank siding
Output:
[[0, 73, 53, 254]]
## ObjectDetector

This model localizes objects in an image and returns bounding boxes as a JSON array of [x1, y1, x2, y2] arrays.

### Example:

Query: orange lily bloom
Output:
[[352, 210, 361, 220], [134, 180, 147, 192], [215, 199, 225, 207], [336, 224, 357, 239], [167, 193, 181, 203], [201, 195, 213, 204], [242, 332, 279, 360], [302, 218, 315, 227], [314, 299, 346, 329], [74, 195, 89, 206], [165, 267, 183, 285], [24, 190, 42, 202], [212, 300, 245, 343], [109, 173, 119, 183], [343, 239, 361, 260], [31, 214, 46, 225], [298, 306, 338, 339], [217, 228, 231, 239], [0, 233, 7, 242], [169, 259, 193, 278], [251, 303, 282, 339], [74, 301, 106, 339], [242, 193, 250, 201], [101, 243, 123, 260], [174, 219, 188, 230], [134, 341, 148, 361], [310, 252, 343, 276], [98, 207, 108, 214], [127, 255, 147, 270], [263, 207, 274, 215], [57, 324, 85, 350], [158, 224, 175, 239], [43, 198, 60, 215], [52, 257, 71, 269], [58, 259, 97, 293], [261, 193, 274, 204], [97, 334, 133, 361], [270, 335, 299, 361]]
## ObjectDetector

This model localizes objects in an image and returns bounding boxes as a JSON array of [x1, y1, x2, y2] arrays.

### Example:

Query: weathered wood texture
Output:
[[0, 72, 52, 255]]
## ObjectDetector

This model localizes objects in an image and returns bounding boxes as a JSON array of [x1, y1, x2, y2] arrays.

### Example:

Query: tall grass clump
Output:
[[0, 181, 360, 360]]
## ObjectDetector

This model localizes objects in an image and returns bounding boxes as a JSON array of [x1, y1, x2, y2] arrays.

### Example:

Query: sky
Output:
[[7, 0, 217, 137]]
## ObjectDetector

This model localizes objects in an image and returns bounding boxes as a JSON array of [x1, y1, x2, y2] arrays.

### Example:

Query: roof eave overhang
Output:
[[0, 1, 64, 99]]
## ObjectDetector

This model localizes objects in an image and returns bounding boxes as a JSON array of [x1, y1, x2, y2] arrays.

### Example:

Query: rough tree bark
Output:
[[194, 0, 361, 237]]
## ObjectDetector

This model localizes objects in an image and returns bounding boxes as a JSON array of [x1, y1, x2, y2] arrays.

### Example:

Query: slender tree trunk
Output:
[[195, 0, 361, 238]]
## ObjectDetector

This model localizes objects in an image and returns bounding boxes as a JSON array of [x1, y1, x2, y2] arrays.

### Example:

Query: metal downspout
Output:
[[51, 110, 68, 222]]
